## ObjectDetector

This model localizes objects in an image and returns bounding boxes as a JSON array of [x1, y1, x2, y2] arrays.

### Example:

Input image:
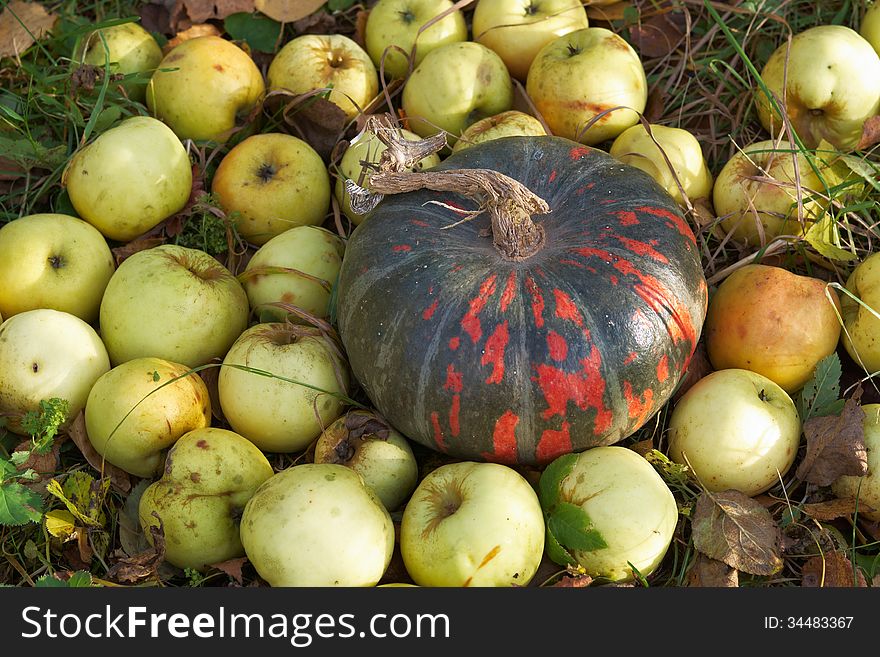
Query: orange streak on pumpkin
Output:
[[615, 237, 669, 263], [549, 170, 557, 182], [422, 299, 439, 320], [444, 365, 463, 437], [570, 146, 591, 159], [525, 275, 545, 328], [461, 274, 498, 343], [547, 331, 568, 361], [615, 210, 639, 226], [623, 352, 637, 365], [635, 205, 696, 245], [483, 410, 519, 463], [534, 345, 612, 434], [431, 412, 445, 450], [657, 355, 669, 382], [481, 321, 509, 384], [448, 336, 460, 351], [499, 270, 517, 312], [536, 421, 573, 464], [411, 219, 429, 227], [623, 381, 654, 426], [392, 244, 412, 252], [449, 395, 460, 437], [444, 364, 463, 393]]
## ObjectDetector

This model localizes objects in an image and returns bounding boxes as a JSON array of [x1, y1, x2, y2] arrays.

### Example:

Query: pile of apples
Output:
[[2, 0, 880, 587]]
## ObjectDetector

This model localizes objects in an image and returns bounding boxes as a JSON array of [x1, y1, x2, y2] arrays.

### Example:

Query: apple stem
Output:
[[347, 114, 549, 261]]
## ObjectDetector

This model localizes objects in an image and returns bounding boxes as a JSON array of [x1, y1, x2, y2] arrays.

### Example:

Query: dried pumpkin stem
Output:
[[349, 114, 550, 260]]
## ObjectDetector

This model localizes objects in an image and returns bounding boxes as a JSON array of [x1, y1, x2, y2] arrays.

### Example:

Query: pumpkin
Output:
[[336, 130, 707, 466]]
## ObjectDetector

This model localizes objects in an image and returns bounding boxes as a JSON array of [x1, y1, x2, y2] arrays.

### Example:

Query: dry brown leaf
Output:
[[280, 93, 349, 160], [107, 521, 166, 583], [796, 393, 867, 487], [292, 8, 339, 35], [585, 1, 633, 22], [692, 489, 783, 576], [139, 2, 172, 36], [628, 438, 654, 457], [804, 497, 878, 522], [168, 0, 254, 32], [164, 22, 222, 52], [550, 573, 593, 588], [65, 411, 132, 495], [629, 13, 684, 59], [14, 439, 60, 476], [687, 553, 739, 587], [856, 115, 880, 151], [111, 237, 167, 266], [642, 86, 667, 124], [801, 550, 867, 587], [256, 0, 326, 23], [0, 0, 58, 59], [209, 556, 248, 585]]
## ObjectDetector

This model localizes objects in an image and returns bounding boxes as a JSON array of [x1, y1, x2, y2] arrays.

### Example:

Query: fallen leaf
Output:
[[629, 12, 684, 58], [139, 2, 172, 35], [691, 489, 783, 576], [796, 391, 868, 487], [686, 553, 739, 587], [118, 480, 151, 557], [802, 550, 867, 587], [0, 0, 58, 59], [65, 411, 132, 495], [642, 86, 667, 124], [13, 439, 59, 476], [170, 0, 254, 31], [628, 438, 654, 457], [209, 556, 248, 584], [804, 497, 877, 522], [164, 22, 221, 52], [856, 115, 880, 151], [107, 521, 166, 584], [111, 237, 167, 266], [292, 8, 339, 35], [585, 1, 633, 22], [278, 93, 349, 160], [550, 572, 593, 588], [256, 0, 326, 23]]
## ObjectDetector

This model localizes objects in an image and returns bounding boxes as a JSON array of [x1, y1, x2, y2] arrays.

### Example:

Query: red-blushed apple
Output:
[[0, 309, 110, 434], [400, 461, 545, 587], [451, 110, 547, 153], [754, 25, 880, 150], [267, 34, 378, 120], [217, 322, 350, 453], [832, 403, 880, 521], [84, 357, 212, 478], [139, 427, 275, 571], [526, 27, 647, 145], [472, 0, 590, 81], [76, 21, 163, 102], [313, 409, 419, 511], [147, 35, 266, 142], [365, 0, 468, 79], [211, 132, 331, 246], [841, 251, 880, 373], [0, 213, 114, 323], [401, 41, 514, 142], [62, 116, 193, 242], [240, 463, 395, 586], [704, 264, 842, 393], [98, 244, 249, 368], [667, 368, 802, 497], [240, 225, 345, 323]]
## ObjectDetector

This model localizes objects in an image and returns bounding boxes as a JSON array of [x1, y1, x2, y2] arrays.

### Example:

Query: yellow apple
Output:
[[76, 21, 163, 102], [526, 27, 647, 145], [334, 127, 441, 224], [472, 0, 590, 81], [862, 3, 880, 55], [841, 251, 880, 373], [754, 25, 880, 151], [401, 41, 514, 141], [0, 213, 114, 323], [712, 139, 826, 246], [139, 427, 275, 571], [704, 264, 842, 393], [240, 225, 345, 323], [267, 34, 378, 120], [240, 463, 395, 586], [211, 132, 331, 246], [609, 123, 714, 205], [832, 403, 880, 521], [63, 116, 192, 242], [451, 110, 547, 153], [365, 0, 468, 79], [147, 35, 265, 142], [0, 309, 110, 434], [667, 368, 802, 497]]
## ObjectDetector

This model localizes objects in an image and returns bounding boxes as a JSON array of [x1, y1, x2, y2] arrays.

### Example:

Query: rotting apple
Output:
[[451, 110, 547, 153], [211, 132, 331, 246], [841, 251, 880, 373], [75, 21, 163, 102], [84, 357, 212, 478], [400, 461, 545, 587], [0, 213, 115, 323], [667, 368, 802, 497], [139, 427, 275, 572], [240, 463, 395, 586], [704, 263, 842, 393], [831, 402, 880, 521], [62, 115, 192, 243]]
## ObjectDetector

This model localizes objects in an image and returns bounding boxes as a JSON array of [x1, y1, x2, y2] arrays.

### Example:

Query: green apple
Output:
[[267, 34, 378, 120], [401, 41, 514, 142], [218, 322, 350, 453], [84, 357, 212, 478], [240, 463, 395, 586], [211, 132, 331, 246], [712, 139, 826, 246], [841, 251, 880, 373], [400, 461, 545, 587], [63, 116, 193, 242], [526, 27, 647, 145], [667, 368, 802, 497], [313, 409, 419, 511], [704, 264, 842, 393], [609, 123, 714, 205], [147, 35, 266, 142], [0, 309, 110, 434], [539, 446, 678, 582], [0, 213, 114, 323], [862, 3, 880, 55], [240, 225, 345, 323], [364, 0, 468, 79], [334, 127, 441, 225], [472, 0, 590, 81], [832, 403, 880, 521], [139, 427, 275, 571], [98, 244, 249, 368], [754, 25, 880, 150], [451, 110, 547, 153], [76, 21, 163, 102]]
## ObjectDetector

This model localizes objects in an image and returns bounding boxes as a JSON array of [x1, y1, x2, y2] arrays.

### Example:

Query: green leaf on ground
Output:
[[0, 482, 44, 525], [796, 352, 843, 421], [224, 12, 281, 53]]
